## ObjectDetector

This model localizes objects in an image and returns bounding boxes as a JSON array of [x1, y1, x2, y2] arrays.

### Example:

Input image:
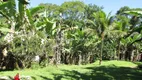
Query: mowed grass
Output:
[[0, 60, 142, 80]]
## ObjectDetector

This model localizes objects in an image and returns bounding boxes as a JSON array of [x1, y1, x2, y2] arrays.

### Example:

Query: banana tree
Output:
[[123, 10, 142, 38], [121, 32, 142, 61], [62, 26, 99, 64], [121, 10, 142, 61], [0, 0, 30, 69], [0, 0, 57, 69], [0, 0, 30, 42], [0, 0, 54, 43]]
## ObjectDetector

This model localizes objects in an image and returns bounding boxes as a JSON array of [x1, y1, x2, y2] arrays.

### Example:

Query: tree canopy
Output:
[[0, 0, 142, 70]]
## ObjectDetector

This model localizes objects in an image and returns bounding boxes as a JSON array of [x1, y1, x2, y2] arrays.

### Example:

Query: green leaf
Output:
[[133, 34, 141, 41], [18, 0, 29, 4], [0, 27, 11, 32], [0, 0, 16, 19], [8, 0, 16, 17], [36, 21, 46, 28], [26, 9, 34, 29], [0, 11, 10, 20], [18, 1, 25, 21], [45, 18, 56, 35], [30, 6, 44, 15], [124, 10, 142, 16]]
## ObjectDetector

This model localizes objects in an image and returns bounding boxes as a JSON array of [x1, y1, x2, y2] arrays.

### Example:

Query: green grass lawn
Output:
[[0, 60, 142, 80]]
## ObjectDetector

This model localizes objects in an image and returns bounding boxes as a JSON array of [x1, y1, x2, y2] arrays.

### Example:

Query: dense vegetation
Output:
[[0, 0, 142, 70]]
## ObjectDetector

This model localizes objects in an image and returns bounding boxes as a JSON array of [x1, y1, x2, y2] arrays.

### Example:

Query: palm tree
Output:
[[92, 11, 127, 64], [91, 11, 113, 64]]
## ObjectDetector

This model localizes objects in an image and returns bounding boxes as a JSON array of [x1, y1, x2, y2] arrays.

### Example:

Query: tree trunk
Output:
[[55, 45, 61, 65], [78, 54, 82, 65], [54, 28, 63, 65], [99, 33, 104, 65], [125, 44, 133, 61], [117, 39, 121, 60]]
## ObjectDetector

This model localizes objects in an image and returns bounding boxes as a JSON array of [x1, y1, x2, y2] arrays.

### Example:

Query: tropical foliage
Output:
[[0, 0, 142, 70]]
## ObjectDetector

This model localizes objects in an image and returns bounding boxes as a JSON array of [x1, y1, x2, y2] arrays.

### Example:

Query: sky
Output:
[[28, 0, 142, 15]]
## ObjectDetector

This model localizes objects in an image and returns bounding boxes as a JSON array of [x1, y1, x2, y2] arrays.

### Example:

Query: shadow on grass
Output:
[[39, 75, 52, 80], [133, 62, 142, 68], [0, 69, 14, 72], [31, 76, 37, 80], [52, 66, 142, 80]]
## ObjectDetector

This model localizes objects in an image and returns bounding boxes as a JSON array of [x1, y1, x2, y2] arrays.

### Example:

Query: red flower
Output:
[[14, 73, 20, 80]]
